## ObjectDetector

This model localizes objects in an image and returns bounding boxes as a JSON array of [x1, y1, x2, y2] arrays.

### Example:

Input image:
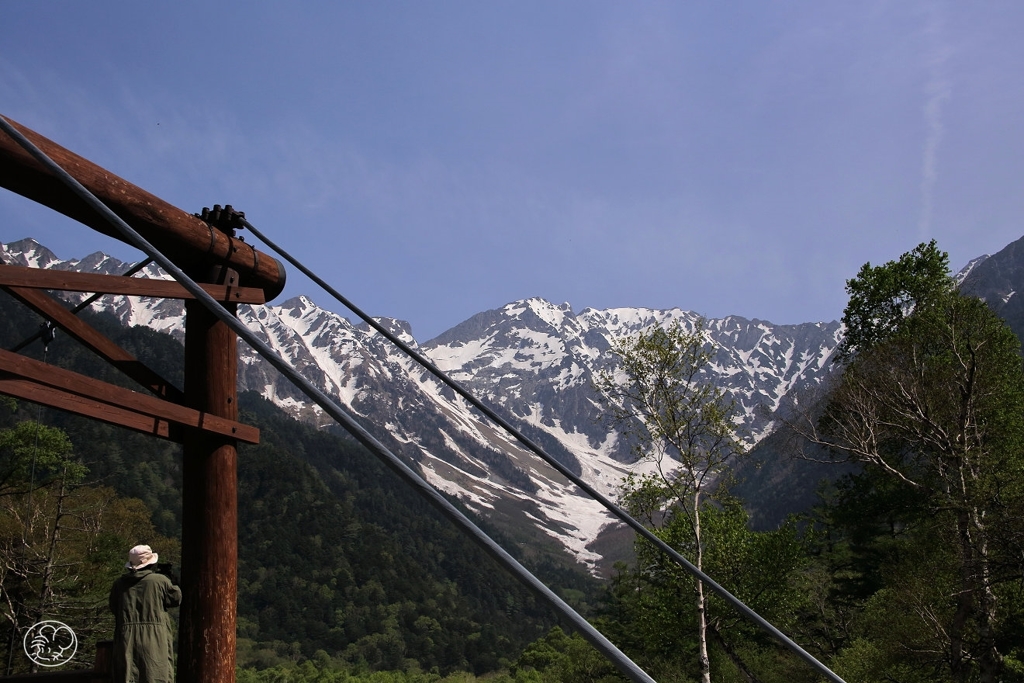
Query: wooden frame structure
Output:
[[0, 115, 287, 683]]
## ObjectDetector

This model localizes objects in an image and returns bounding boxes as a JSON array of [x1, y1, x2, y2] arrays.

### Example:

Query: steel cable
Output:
[[0, 115, 658, 683], [238, 222, 847, 682]]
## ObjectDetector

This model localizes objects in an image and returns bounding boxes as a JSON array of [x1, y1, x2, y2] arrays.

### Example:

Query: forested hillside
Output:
[[0, 291, 594, 676]]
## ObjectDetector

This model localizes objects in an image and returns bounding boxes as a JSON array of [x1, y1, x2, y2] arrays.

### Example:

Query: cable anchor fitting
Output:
[[194, 204, 247, 238], [39, 321, 57, 349]]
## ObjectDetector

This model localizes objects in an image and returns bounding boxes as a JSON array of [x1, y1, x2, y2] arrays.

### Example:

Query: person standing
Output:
[[109, 545, 181, 683]]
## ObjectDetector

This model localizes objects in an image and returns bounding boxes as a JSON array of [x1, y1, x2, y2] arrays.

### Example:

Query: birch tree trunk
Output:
[[694, 492, 711, 683]]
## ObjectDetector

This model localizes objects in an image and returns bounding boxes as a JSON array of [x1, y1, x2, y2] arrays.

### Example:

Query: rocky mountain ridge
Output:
[[0, 238, 877, 570]]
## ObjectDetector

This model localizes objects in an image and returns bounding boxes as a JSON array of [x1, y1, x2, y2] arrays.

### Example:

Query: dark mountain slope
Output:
[[961, 233, 1024, 343], [0, 291, 594, 674]]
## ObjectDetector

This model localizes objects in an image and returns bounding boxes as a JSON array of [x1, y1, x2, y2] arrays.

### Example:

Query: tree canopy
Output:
[[597, 319, 812, 682], [836, 239, 953, 362], [808, 242, 1024, 681]]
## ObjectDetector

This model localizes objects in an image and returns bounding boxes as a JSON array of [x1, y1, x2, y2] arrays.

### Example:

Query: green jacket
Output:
[[109, 569, 182, 683]]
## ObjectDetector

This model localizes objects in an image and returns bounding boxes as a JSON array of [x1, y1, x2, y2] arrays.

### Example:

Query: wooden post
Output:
[[179, 268, 239, 683]]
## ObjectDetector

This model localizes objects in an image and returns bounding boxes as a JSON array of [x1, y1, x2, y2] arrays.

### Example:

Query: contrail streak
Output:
[[919, 5, 952, 240]]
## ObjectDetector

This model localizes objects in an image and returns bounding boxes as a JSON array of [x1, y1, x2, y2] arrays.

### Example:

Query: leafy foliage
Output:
[[836, 239, 952, 362], [0, 413, 176, 674], [601, 498, 809, 683], [595, 320, 812, 683], [804, 242, 1024, 681]]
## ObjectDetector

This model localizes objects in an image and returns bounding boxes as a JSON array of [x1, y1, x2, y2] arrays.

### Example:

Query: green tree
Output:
[[0, 420, 173, 673], [597, 319, 747, 683], [803, 242, 1024, 682], [513, 627, 621, 683], [601, 496, 807, 683], [0, 421, 83, 498], [0, 420, 84, 671], [835, 239, 952, 362]]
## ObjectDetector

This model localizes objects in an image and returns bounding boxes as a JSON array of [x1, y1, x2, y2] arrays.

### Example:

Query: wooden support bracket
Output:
[[3, 284, 186, 402], [0, 348, 259, 444], [0, 264, 267, 304]]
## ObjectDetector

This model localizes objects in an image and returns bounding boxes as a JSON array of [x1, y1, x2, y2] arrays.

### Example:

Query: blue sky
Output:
[[2, 2, 1023, 340]]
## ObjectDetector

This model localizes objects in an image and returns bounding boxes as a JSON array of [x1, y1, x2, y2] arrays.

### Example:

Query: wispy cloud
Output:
[[918, 4, 953, 240]]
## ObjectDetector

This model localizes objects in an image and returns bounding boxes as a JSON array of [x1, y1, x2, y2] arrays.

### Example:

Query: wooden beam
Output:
[[0, 115, 286, 299], [0, 348, 259, 444], [3, 285, 186, 402], [0, 264, 266, 304], [0, 377, 172, 440]]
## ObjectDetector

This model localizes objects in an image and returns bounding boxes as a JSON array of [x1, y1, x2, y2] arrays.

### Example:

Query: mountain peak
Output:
[[279, 295, 320, 317], [498, 298, 576, 330], [956, 254, 991, 286], [357, 317, 416, 344], [1, 238, 60, 269]]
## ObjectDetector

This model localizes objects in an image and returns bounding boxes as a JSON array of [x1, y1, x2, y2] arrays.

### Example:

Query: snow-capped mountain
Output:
[[0, 238, 844, 570], [957, 233, 1024, 344]]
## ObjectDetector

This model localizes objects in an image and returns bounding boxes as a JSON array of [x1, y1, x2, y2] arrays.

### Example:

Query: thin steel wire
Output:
[[8, 258, 153, 353]]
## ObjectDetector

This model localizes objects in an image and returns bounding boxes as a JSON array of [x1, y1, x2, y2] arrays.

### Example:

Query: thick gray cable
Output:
[[0, 115, 657, 683], [240, 220, 847, 682]]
